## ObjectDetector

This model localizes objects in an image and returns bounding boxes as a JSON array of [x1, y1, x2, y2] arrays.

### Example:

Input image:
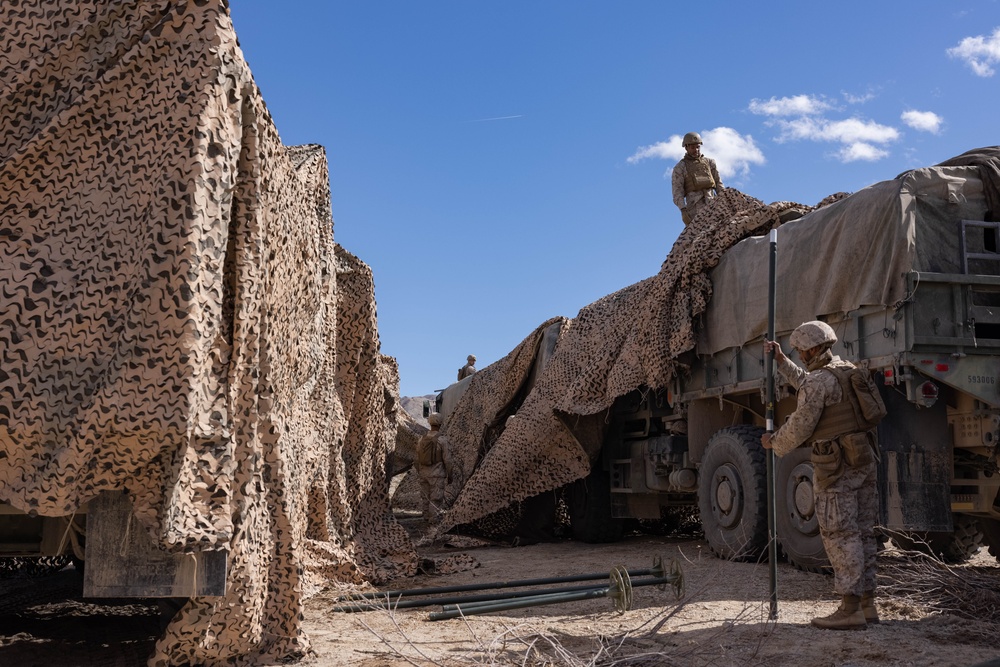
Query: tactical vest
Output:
[[811, 366, 872, 441], [416, 436, 444, 467], [683, 157, 716, 193]]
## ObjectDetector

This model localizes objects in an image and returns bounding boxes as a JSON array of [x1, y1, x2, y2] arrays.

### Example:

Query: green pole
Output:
[[765, 228, 779, 620]]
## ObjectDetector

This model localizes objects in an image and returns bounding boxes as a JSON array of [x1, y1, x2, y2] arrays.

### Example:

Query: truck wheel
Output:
[[775, 446, 831, 573], [890, 513, 984, 563], [698, 425, 768, 561], [979, 517, 1000, 563], [568, 468, 625, 543]]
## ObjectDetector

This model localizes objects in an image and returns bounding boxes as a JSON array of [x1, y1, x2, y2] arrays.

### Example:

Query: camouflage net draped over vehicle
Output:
[[0, 2, 414, 665], [438, 189, 809, 534], [438, 151, 997, 538]]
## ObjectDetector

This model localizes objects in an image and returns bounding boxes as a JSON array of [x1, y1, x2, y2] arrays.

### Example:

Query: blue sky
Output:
[[228, 2, 1000, 397]]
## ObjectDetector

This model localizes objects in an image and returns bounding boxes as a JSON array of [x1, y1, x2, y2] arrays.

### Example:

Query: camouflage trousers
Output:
[[815, 457, 878, 596], [418, 463, 448, 522]]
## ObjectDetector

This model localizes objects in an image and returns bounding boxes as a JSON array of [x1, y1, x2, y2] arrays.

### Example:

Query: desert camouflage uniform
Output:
[[458, 355, 477, 380], [671, 154, 723, 225], [415, 429, 454, 523], [769, 349, 878, 597]]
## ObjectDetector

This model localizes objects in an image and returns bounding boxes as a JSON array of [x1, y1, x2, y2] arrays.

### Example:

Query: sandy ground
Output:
[[1, 527, 998, 667], [300, 530, 1000, 667]]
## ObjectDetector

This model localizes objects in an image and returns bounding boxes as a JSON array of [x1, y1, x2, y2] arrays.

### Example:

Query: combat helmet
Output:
[[682, 132, 703, 146], [427, 413, 443, 427], [789, 321, 837, 351], [467, 354, 476, 363]]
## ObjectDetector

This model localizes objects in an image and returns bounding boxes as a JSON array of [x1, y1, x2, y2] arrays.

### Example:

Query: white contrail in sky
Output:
[[465, 114, 523, 122]]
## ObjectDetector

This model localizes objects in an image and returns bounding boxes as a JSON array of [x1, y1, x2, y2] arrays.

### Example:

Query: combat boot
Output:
[[861, 591, 880, 624], [811, 595, 867, 630]]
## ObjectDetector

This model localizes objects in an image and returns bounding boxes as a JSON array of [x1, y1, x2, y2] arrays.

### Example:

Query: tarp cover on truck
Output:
[[0, 2, 414, 665], [437, 149, 1000, 536], [702, 160, 992, 354]]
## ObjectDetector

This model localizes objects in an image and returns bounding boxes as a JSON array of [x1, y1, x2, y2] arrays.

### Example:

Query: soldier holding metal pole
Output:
[[761, 321, 881, 630]]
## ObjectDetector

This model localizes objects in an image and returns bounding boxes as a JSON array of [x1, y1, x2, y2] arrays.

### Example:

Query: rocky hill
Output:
[[399, 395, 435, 427]]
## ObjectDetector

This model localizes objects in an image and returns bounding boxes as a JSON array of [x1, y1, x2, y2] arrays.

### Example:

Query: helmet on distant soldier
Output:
[[789, 321, 837, 351], [427, 413, 443, 427], [682, 132, 703, 146], [467, 355, 476, 363]]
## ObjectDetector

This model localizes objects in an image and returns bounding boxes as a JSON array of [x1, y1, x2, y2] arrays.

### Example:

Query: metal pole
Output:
[[334, 581, 610, 613], [428, 588, 610, 621], [336, 560, 683, 614], [441, 576, 677, 612], [336, 558, 667, 602], [765, 227, 779, 620], [428, 565, 637, 621]]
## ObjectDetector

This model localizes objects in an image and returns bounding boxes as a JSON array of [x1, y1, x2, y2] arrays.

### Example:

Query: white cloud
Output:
[[748, 94, 832, 117], [627, 140, 681, 164], [705, 127, 767, 178], [773, 116, 900, 145], [836, 142, 889, 163], [900, 109, 943, 134], [627, 127, 765, 180], [842, 89, 876, 105], [947, 26, 1000, 77]]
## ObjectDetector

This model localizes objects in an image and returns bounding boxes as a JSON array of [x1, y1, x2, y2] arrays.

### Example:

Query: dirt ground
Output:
[[1, 524, 999, 667]]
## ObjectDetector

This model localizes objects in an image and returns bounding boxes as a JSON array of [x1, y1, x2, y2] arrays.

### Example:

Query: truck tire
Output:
[[890, 513, 983, 563], [698, 425, 768, 561], [775, 445, 831, 573], [979, 517, 1000, 563], [568, 468, 625, 543]]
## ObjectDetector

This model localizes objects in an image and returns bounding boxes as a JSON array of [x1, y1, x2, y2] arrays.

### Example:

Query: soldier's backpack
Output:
[[826, 366, 888, 431], [812, 365, 889, 443]]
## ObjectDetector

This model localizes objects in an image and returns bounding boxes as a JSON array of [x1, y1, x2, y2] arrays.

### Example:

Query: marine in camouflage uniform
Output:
[[762, 321, 879, 630], [415, 413, 455, 524], [671, 131, 723, 226], [457, 354, 477, 381]]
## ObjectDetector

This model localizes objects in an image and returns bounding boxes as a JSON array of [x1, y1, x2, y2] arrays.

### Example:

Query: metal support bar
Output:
[[336, 557, 668, 603], [428, 566, 637, 621]]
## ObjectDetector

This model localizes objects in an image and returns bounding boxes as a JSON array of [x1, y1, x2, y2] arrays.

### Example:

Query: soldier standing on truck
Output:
[[671, 131, 723, 226], [761, 321, 879, 631], [415, 413, 455, 524]]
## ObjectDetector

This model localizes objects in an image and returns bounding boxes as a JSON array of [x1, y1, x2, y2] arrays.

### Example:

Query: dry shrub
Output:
[[878, 550, 1000, 626]]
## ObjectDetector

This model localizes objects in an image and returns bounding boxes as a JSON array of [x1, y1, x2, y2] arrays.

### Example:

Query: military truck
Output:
[[432, 157, 1000, 569], [585, 159, 1000, 569]]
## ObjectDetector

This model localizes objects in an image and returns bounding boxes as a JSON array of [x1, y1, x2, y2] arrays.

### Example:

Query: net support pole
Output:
[[765, 227, 779, 620]]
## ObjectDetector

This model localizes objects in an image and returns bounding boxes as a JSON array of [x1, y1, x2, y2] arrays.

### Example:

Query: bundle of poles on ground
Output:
[[334, 557, 684, 620]]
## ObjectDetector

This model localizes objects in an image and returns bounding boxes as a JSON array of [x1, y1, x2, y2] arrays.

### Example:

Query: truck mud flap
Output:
[[877, 386, 952, 533]]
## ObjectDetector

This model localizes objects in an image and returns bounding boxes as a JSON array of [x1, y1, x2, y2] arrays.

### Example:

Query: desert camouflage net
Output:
[[438, 189, 810, 533], [0, 2, 414, 665]]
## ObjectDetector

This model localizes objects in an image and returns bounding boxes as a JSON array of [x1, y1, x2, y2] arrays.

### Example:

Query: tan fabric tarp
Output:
[[0, 3, 414, 665], [701, 165, 987, 354]]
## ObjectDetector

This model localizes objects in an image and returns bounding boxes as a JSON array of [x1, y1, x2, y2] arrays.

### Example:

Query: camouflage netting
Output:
[[437, 189, 815, 534], [0, 2, 414, 665]]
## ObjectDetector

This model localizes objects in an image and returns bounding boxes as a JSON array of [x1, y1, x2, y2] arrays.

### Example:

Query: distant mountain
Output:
[[399, 394, 435, 426]]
